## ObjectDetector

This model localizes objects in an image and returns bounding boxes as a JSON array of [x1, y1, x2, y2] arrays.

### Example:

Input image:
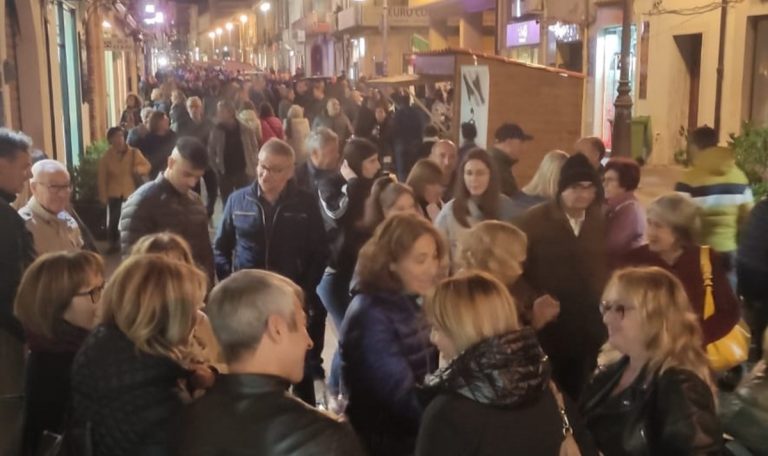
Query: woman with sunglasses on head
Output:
[[14, 251, 104, 456], [580, 267, 723, 455]]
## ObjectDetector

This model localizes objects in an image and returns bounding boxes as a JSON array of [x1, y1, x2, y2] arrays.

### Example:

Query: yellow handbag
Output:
[[700, 246, 751, 372]]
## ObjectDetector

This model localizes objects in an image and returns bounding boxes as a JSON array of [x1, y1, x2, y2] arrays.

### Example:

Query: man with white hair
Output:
[[172, 270, 364, 455], [18, 159, 83, 254]]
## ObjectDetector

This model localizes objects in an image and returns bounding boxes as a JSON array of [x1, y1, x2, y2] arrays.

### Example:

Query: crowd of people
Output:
[[1, 65, 768, 456]]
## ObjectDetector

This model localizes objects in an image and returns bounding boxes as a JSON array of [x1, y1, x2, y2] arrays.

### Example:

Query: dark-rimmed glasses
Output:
[[75, 284, 104, 303], [599, 300, 636, 320]]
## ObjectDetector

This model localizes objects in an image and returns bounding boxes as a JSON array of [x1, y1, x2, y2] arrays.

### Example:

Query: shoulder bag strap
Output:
[[700, 245, 715, 319], [548, 381, 574, 436]]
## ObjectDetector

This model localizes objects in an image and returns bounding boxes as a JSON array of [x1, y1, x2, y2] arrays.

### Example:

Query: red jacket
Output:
[[619, 244, 740, 344], [260, 116, 285, 143]]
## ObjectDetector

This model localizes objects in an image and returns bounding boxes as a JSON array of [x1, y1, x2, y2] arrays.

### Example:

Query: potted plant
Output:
[[69, 140, 109, 240], [730, 122, 768, 201]]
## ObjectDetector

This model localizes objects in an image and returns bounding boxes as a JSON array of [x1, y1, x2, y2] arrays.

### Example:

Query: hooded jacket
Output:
[[416, 329, 597, 456], [675, 146, 753, 252]]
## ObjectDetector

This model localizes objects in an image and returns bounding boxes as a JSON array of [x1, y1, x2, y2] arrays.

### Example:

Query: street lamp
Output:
[[208, 31, 216, 58], [611, 0, 633, 157], [259, 2, 271, 13], [239, 15, 248, 62]]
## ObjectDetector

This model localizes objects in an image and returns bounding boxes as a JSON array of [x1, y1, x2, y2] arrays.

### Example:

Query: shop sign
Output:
[[387, 7, 429, 27], [506, 20, 540, 47], [103, 35, 134, 52], [549, 21, 581, 42]]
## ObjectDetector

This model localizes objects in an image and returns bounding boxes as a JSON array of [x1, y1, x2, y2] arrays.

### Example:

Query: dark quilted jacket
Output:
[[70, 324, 187, 456], [415, 329, 598, 456], [119, 173, 214, 282], [213, 181, 328, 292], [339, 292, 437, 456]]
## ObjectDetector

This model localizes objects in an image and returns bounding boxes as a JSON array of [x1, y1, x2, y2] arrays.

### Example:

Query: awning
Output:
[[366, 73, 448, 87]]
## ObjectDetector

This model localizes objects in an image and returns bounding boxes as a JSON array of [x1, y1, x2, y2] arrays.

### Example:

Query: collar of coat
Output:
[[25, 197, 77, 228]]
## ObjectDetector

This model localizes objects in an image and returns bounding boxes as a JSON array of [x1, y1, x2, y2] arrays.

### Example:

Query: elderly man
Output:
[[127, 107, 155, 149], [172, 270, 364, 455], [428, 139, 459, 201], [312, 98, 353, 150], [175, 96, 218, 217], [294, 127, 340, 195], [19, 159, 83, 254]]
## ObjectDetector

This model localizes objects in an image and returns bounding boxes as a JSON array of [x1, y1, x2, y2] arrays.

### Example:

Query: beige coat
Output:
[[19, 197, 83, 255], [286, 118, 310, 164], [98, 146, 151, 203]]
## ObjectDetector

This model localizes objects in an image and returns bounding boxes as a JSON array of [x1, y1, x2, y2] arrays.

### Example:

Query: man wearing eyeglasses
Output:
[[214, 138, 329, 408], [18, 159, 83, 255]]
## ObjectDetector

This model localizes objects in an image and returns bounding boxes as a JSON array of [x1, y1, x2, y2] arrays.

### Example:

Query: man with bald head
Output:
[[429, 139, 458, 200], [19, 159, 83, 254]]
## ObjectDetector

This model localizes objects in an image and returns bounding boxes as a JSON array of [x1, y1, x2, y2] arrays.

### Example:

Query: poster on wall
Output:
[[459, 65, 490, 149]]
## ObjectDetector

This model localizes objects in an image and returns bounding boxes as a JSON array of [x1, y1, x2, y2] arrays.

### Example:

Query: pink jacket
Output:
[[260, 116, 285, 143]]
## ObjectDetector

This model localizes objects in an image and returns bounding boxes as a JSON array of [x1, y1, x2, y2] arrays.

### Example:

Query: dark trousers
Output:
[[193, 168, 219, 217], [0, 329, 25, 456], [317, 268, 354, 394], [292, 291, 327, 406], [218, 172, 250, 207], [107, 198, 124, 247]]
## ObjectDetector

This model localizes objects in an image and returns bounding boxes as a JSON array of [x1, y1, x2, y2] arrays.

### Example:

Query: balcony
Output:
[[292, 11, 333, 36], [336, 4, 429, 32]]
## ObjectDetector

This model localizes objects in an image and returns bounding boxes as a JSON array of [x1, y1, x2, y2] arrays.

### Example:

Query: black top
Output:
[[171, 374, 365, 456], [221, 122, 246, 175], [0, 189, 35, 340]]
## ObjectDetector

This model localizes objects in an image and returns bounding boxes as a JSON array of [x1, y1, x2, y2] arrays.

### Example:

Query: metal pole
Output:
[[382, 0, 388, 76], [714, 0, 727, 135], [611, 0, 633, 157]]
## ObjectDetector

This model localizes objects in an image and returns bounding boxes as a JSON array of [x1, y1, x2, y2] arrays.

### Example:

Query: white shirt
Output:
[[566, 211, 586, 236]]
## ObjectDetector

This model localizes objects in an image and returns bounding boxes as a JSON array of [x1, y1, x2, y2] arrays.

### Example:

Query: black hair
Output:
[[107, 126, 125, 141], [175, 137, 209, 170], [259, 102, 275, 119], [0, 128, 32, 159], [461, 122, 477, 141], [689, 126, 718, 150]]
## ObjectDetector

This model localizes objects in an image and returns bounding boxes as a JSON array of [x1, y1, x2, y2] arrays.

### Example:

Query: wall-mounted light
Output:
[[240, 14, 248, 24], [216, 27, 223, 35], [145, 4, 156, 13], [226, 22, 233, 31], [259, 2, 271, 13], [154, 12, 164, 23], [102, 20, 111, 28], [208, 31, 215, 38]]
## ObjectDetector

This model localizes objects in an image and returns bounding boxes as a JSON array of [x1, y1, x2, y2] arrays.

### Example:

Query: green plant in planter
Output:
[[730, 122, 768, 200], [69, 140, 109, 203]]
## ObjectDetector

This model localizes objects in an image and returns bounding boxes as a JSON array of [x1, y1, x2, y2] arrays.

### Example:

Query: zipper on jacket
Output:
[[254, 198, 284, 269]]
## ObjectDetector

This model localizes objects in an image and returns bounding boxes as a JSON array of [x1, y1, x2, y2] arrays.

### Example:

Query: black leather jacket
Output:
[[580, 357, 723, 456], [171, 374, 366, 456]]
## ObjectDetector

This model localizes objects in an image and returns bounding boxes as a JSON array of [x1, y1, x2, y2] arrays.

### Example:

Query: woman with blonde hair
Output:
[[69, 255, 209, 456], [581, 266, 722, 454], [14, 251, 104, 456], [130, 232, 224, 369], [456, 220, 559, 330], [285, 104, 311, 163], [621, 193, 740, 345], [406, 159, 445, 221], [509, 149, 569, 218], [340, 213, 443, 456], [417, 271, 596, 456]]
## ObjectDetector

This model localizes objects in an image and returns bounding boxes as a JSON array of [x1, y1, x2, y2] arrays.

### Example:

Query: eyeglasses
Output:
[[599, 300, 636, 320], [75, 284, 104, 303], [258, 163, 288, 175], [38, 183, 73, 193]]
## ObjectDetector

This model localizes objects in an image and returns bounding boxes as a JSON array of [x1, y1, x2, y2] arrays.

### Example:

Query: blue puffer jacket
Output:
[[213, 181, 328, 292], [340, 291, 438, 456]]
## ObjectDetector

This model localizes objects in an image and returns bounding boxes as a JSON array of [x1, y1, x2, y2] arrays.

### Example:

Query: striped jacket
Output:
[[675, 146, 753, 252]]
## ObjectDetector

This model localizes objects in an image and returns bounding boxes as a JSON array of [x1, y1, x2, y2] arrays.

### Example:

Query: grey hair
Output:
[[306, 127, 339, 154], [31, 159, 68, 182], [140, 107, 155, 123], [206, 270, 303, 363], [260, 138, 296, 162]]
